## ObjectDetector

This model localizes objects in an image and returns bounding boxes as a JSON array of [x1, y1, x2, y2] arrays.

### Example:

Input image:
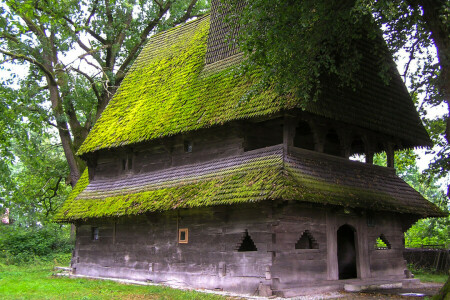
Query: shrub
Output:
[[0, 223, 73, 264]]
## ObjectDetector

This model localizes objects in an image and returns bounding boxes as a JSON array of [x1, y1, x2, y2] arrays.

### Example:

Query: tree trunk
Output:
[[48, 84, 81, 186], [412, 0, 449, 196]]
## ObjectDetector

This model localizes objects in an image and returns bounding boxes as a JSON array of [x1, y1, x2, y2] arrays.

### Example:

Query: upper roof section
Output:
[[77, 12, 430, 156]]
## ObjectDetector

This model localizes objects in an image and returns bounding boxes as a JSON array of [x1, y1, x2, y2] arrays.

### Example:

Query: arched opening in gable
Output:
[[323, 129, 341, 156], [294, 121, 315, 151]]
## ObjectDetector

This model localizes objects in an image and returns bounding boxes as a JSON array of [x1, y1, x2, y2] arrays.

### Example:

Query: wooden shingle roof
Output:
[[77, 13, 430, 156], [55, 145, 444, 222]]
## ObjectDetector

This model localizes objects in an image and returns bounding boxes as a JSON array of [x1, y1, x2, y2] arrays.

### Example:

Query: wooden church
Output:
[[56, 2, 445, 297]]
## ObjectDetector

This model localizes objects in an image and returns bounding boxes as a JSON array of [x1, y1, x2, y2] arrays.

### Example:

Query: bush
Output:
[[0, 223, 73, 264]]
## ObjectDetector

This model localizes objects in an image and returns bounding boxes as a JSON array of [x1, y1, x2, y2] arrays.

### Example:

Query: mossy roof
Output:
[[77, 14, 430, 156], [55, 145, 444, 222]]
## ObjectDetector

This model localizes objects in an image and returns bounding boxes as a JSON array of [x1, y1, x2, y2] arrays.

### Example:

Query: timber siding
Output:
[[72, 203, 409, 295]]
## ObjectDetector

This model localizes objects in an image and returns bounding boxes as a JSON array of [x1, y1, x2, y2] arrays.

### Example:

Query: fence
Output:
[[404, 246, 449, 272]]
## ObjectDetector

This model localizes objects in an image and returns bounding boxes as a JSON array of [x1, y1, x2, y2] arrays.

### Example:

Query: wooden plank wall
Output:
[[271, 204, 328, 290], [367, 212, 407, 277], [92, 124, 246, 180], [74, 203, 274, 294], [73, 203, 409, 294]]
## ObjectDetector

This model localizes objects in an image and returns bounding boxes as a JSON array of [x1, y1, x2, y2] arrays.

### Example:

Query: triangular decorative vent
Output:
[[237, 230, 257, 252], [374, 234, 391, 250], [295, 230, 318, 249]]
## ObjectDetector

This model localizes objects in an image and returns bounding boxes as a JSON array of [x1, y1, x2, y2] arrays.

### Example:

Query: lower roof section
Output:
[[55, 145, 444, 222]]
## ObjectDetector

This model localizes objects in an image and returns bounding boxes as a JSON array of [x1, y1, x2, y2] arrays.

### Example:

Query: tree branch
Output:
[[70, 67, 101, 101], [174, 0, 199, 25], [116, 1, 173, 82], [0, 49, 57, 85], [85, 0, 100, 27], [402, 39, 420, 81]]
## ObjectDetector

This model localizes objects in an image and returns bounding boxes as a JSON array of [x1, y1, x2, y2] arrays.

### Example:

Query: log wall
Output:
[[73, 202, 408, 295]]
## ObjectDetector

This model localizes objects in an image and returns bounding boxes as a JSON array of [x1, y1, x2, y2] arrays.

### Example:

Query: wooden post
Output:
[[362, 134, 375, 165], [310, 121, 326, 153], [338, 130, 352, 159], [386, 143, 395, 168], [326, 212, 338, 280], [283, 115, 296, 152]]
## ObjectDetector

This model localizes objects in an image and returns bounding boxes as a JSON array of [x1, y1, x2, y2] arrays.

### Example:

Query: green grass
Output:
[[414, 271, 449, 283], [0, 263, 232, 300]]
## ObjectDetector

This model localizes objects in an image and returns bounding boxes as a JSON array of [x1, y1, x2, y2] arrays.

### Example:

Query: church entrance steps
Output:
[[52, 266, 73, 277], [344, 280, 403, 292], [274, 278, 417, 297]]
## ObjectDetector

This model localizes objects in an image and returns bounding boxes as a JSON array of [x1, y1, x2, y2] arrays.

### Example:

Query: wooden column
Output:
[[310, 121, 326, 153], [362, 135, 375, 165], [386, 143, 395, 168], [326, 211, 338, 280], [283, 115, 296, 152], [338, 130, 352, 159]]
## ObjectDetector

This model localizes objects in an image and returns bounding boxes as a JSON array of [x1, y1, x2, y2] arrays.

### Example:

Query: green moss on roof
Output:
[[77, 13, 429, 155], [55, 156, 286, 221], [77, 15, 293, 155], [55, 149, 444, 222]]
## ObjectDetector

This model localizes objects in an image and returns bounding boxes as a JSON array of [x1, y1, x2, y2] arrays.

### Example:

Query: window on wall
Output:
[[92, 227, 99, 241], [294, 121, 315, 151], [237, 230, 257, 252], [178, 228, 188, 243], [366, 212, 376, 227], [295, 230, 319, 249], [122, 154, 133, 172], [324, 129, 341, 156], [184, 141, 193, 153], [374, 234, 391, 250]]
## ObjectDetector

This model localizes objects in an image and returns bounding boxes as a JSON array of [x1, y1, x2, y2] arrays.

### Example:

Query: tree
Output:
[[223, 0, 449, 195], [0, 75, 71, 225], [374, 151, 449, 247], [0, 0, 209, 186]]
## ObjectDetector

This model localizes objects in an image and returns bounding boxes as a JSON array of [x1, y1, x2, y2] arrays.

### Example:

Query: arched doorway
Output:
[[337, 224, 357, 279]]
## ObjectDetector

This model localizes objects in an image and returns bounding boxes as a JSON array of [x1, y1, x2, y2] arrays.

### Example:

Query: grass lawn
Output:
[[414, 270, 449, 283], [0, 263, 232, 300]]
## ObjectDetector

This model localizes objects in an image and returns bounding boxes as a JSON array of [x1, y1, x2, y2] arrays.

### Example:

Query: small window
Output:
[[122, 155, 133, 172], [178, 228, 188, 243], [92, 227, 99, 241], [367, 212, 376, 227], [237, 230, 257, 252], [184, 141, 193, 153], [295, 230, 319, 249], [374, 234, 391, 250]]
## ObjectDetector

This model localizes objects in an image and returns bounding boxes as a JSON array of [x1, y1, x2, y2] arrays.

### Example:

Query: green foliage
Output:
[[408, 265, 449, 283], [0, 224, 73, 265], [223, 0, 450, 201], [433, 276, 450, 300], [222, 0, 383, 102], [375, 150, 450, 248], [0, 263, 227, 299], [375, 237, 388, 249], [0, 0, 211, 186]]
